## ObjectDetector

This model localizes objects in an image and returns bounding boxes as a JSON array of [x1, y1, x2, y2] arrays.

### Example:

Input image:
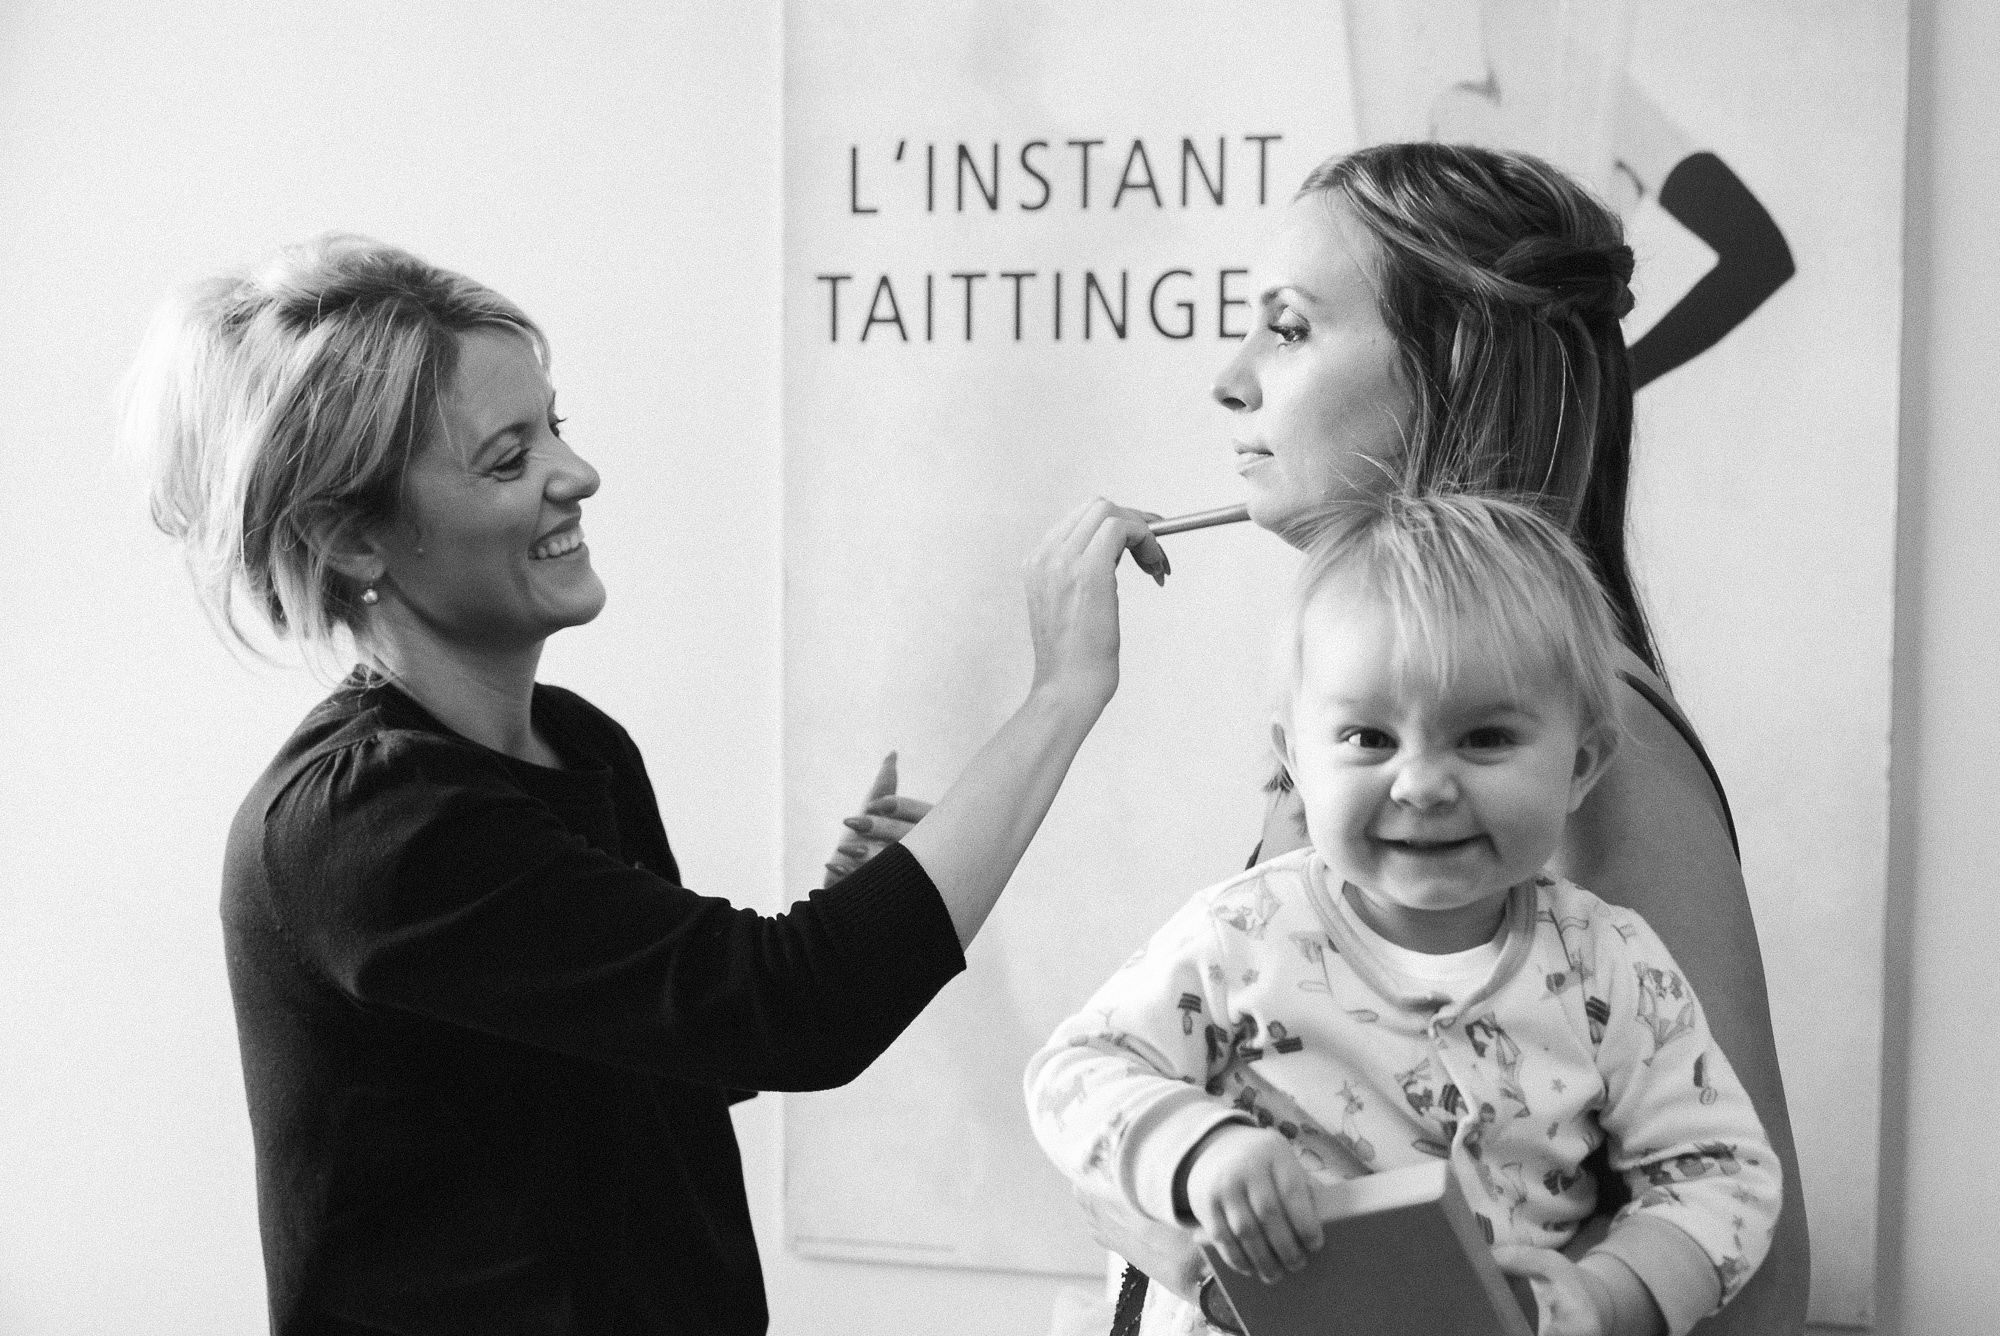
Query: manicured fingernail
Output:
[[843, 817, 870, 831]]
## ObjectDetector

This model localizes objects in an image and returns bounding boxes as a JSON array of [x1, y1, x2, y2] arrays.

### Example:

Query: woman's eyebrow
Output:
[[1258, 283, 1318, 309]]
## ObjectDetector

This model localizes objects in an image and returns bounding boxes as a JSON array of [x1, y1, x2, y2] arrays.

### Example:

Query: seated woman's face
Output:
[[1210, 195, 1414, 537], [373, 327, 607, 651]]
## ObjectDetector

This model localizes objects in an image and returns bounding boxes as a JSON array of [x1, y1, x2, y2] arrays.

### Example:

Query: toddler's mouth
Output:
[[1375, 834, 1482, 854]]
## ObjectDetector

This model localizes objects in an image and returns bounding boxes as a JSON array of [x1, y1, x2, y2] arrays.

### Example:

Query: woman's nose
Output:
[[1212, 340, 1259, 412], [1389, 756, 1458, 809], [547, 440, 601, 502]]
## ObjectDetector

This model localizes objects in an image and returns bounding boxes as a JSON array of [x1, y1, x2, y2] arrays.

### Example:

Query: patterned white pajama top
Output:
[[1025, 849, 1780, 1336]]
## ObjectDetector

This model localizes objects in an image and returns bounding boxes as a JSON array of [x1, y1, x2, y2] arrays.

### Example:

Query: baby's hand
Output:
[[1490, 1246, 1611, 1336], [1181, 1124, 1323, 1284]]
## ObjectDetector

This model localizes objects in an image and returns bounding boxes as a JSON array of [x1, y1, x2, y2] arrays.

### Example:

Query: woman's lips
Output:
[[531, 526, 586, 560]]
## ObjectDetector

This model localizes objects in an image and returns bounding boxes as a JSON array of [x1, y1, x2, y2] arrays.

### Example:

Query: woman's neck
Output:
[[367, 630, 555, 766]]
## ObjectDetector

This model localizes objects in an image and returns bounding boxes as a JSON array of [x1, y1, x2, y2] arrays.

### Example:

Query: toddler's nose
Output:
[[1389, 757, 1459, 809]]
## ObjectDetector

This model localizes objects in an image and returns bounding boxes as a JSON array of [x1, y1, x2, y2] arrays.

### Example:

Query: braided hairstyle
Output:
[[1299, 142, 1658, 673]]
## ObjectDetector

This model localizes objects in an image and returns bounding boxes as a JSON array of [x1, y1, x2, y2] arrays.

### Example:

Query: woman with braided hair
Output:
[[1044, 142, 1809, 1336]]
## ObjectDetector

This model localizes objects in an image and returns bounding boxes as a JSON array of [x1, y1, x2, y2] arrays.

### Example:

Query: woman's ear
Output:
[[311, 511, 388, 591], [1567, 724, 1620, 812]]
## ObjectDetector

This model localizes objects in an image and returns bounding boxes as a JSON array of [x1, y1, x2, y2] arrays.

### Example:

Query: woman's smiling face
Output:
[[372, 327, 606, 652], [1212, 194, 1414, 539]]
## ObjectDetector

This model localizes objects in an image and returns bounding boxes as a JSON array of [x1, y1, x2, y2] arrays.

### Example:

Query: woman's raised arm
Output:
[[902, 499, 1167, 949], [1552, 652, 1810, 1336]]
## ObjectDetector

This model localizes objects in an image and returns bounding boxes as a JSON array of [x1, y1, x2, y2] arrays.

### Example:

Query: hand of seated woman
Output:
[[823, 751, 933, 886], [1073, 1187, 1208, 1305]]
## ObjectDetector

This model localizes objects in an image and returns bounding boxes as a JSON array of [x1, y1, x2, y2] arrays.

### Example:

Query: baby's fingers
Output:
[[1207, 1195, 1287, 1285], [1242, 1169, 1318, 1278], [1275, 1162, 1323, 1259], [1198, 1213, 1259, 1284]]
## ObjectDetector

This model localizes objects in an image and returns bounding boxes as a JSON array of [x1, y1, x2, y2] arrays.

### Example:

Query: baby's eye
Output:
[[1339, 726, 1395, 752], [1461, 727, 1516, 752]]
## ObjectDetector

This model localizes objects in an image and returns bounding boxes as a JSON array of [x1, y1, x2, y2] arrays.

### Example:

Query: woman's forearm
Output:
[[900, 682, 1106, 948], [899, 498, 1165, 949]]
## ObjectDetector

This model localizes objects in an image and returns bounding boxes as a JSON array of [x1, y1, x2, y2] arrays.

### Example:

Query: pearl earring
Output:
[[361, 585, 380, 606]]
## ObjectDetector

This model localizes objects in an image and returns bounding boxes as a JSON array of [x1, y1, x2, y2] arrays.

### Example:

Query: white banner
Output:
[[782, 3, 1905, 1323]]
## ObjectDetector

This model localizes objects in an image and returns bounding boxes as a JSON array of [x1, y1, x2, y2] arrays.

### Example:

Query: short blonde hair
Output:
[[1278, 492, 1623, 743], [125, 234, 545, 652]]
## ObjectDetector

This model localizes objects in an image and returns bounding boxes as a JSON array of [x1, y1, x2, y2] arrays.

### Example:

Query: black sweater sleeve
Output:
[[262, 731, 965, 1092]]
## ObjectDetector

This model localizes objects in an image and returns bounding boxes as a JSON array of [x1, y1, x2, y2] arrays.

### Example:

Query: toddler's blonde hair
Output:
[[1278, 492, 1623, 745]]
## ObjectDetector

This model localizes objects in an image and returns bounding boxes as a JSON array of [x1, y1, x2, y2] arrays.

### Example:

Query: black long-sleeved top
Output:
[[223, 674, 965, 1334]]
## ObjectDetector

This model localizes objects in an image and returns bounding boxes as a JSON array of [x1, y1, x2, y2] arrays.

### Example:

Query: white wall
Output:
[[1875, 0, 2000, 1330], [0, 2, 1994, 1333], [0, 3, 787, 1331]]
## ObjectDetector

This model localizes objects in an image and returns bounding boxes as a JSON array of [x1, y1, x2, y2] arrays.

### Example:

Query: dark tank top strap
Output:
[[1616, 669, 1740, 860]]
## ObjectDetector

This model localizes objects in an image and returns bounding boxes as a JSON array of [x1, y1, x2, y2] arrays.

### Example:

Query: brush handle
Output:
[[1147, 502, 1252, 537]]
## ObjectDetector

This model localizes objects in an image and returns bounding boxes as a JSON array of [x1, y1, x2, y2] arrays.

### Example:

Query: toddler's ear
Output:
[[1567, 725, 1619, 812]]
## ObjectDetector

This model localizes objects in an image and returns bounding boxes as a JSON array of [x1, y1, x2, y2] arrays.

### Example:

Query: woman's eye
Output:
[[492, 450, 529, 478], [548, 415, 567, 437], [1269, 316, 1307, 346]]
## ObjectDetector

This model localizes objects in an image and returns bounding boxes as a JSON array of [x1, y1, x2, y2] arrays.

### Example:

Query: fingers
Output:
[[1087, 505, 1171, 586], [863, 751, 898, 805], [1051, 498, 1172, 585], [1491, 1246, 1598, 1336], [865, 794, 932, 823], [842, 809, 924, 842], [1231, 1164, 1317, 1282], [827, 753, 932, 887], [1189, 1132, 1323, 1286]]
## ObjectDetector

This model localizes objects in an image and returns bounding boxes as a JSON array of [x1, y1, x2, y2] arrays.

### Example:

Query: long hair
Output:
[[1300, 142, 1658, 673], [125, 234, 545, 655]]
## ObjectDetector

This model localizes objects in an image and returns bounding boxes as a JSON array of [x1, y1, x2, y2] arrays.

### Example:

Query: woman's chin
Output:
[[1244, 493, 1313, 546], [566, 582, 608, 628], [542, 573, 608, 633]]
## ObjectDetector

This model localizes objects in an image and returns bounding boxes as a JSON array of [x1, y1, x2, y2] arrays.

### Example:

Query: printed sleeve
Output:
[[1588, 906, 1784, 1335], [1023, 887, 1249, 1225], [265, 735, 964, 1091]]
